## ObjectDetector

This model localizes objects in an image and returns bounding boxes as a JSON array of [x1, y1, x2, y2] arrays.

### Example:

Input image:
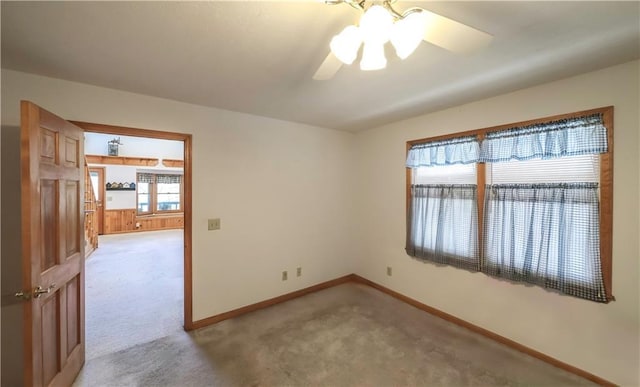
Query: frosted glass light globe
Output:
[[360, 41, 387, 71], [359, 5, 393, 44], [330, 25, 363, 65], [390, 11, 428, 59]]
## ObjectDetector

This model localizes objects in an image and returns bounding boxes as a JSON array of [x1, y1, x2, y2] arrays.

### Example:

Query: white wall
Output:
[[101, 165, 137, 210], [354, 60, 640, 385], [1, 69, 358, 322], [85, 132, 183, 160]]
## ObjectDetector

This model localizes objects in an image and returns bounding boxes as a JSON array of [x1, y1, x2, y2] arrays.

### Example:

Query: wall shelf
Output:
[[106, 182, 136, 190], [86, 154, 159, 166], [162, 159, 184, 168]]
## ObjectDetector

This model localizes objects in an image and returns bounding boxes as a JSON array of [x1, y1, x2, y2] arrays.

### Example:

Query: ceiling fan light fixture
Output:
[[330, 25, 363, 65], [313, 1, 493, 80], [359, 5, 393, 44], [390, 11, 429, 59], [360, 41, 386, 71]]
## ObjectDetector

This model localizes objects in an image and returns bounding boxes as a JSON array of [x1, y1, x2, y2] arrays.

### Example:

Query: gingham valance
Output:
[[137, 173, 154, 183], [137, 173, 182, 184], [156, 174, 182, 184], [406, 136, 479, 168], [479, 113, 607, 162]]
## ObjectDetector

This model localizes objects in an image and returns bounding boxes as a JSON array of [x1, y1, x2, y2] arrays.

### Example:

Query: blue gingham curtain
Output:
[[482, 183, 606, 302], [406, 185, 479, 272], [406, 136, 479, 168], [137, 173, 154, 183], [479, 113, 607, 162], [156, 174, 182, 184]]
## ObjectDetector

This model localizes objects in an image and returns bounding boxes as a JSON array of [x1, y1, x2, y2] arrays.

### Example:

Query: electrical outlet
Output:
[[296, 267, 302, 277], [282, 271, 288, 281], [207, 218, 221, 231], [387, 266, 392, 276]]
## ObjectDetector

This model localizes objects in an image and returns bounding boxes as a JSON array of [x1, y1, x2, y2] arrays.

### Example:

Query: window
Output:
[[406, 137, 480, 271], [137, 173, 183, 215], [406, 107, 613, 302]]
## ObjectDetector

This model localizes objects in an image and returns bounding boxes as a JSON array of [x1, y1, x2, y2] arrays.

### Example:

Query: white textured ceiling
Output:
[[2, 1, 639, 132]]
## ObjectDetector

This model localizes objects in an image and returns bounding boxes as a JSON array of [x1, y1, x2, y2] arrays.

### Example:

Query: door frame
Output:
[[72, 121, 194, 330], [88, 166, 105, 235]]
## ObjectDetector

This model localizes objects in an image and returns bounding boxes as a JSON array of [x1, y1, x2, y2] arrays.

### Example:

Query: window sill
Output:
[[136, 212, 184, 218]]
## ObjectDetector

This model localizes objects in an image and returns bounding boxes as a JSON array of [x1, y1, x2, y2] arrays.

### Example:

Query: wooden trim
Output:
[[183, 134, 193, 330], [162, 158, 184, 168], [71, 121, 187, 141], [350, 275, 615, 387], [191, 275, 357, 330], [85, 154, 159, 166], [600, 107, 614, 301], [476, 133, 486, 270], [74, 121, 194, 330], [405, 142, 412, 215]]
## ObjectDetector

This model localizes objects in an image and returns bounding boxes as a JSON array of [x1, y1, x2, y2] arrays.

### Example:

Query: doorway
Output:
[[74, 120, 194, 335], [88, 167, 105, 235]]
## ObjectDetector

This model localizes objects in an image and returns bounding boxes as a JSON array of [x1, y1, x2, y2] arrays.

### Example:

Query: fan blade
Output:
[[421, 10, 493, 54], [313, 52, 343, 80]]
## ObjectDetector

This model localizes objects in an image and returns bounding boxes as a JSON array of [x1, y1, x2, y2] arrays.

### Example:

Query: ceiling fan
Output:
[[313, 0, 493, 80]]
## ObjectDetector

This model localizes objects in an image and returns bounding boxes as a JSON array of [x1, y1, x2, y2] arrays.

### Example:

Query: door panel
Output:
[[40, 180, 58, 272], [64, 137, 78, 167], [66, 277, 80, 353], [39, 128, 57, 163], [41, 294, 59, 386], [65, 181, 80, 257], [21, 101, 85, 387]]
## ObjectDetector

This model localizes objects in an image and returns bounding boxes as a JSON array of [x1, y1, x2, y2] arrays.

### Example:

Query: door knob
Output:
[[33, 284, 56, 298], [14, 291, 31, 301]]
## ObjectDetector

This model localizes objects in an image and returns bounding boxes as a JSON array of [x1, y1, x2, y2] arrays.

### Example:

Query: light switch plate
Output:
[[208, 218, 221, 231]]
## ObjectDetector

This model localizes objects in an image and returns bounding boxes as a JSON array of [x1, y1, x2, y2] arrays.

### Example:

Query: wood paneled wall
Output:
[[104, 209, 184, 234], [104, 209, 137, 234], [136, 215, 184, 231]]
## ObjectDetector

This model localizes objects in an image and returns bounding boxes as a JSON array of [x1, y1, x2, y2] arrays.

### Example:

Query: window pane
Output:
[[137, 182, 150, 213], [407, 185, 479, 271], [89, 172, 99, 199], [157, 192, 180, 211], [414, 163, 476, 185], [157, 182, 180, 211], [138, 182, 150, 194], [157, 183, 180, 194], [487, 154, 599, 184]]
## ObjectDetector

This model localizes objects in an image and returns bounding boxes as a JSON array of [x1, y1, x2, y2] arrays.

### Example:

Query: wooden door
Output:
[[88, 167, 105, 234], [20, 101, 85, 387]]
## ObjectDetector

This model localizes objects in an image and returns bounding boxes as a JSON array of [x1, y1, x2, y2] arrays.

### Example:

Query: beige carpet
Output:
[[83, 229, 184, 361], [74, 248, 594, 387]]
